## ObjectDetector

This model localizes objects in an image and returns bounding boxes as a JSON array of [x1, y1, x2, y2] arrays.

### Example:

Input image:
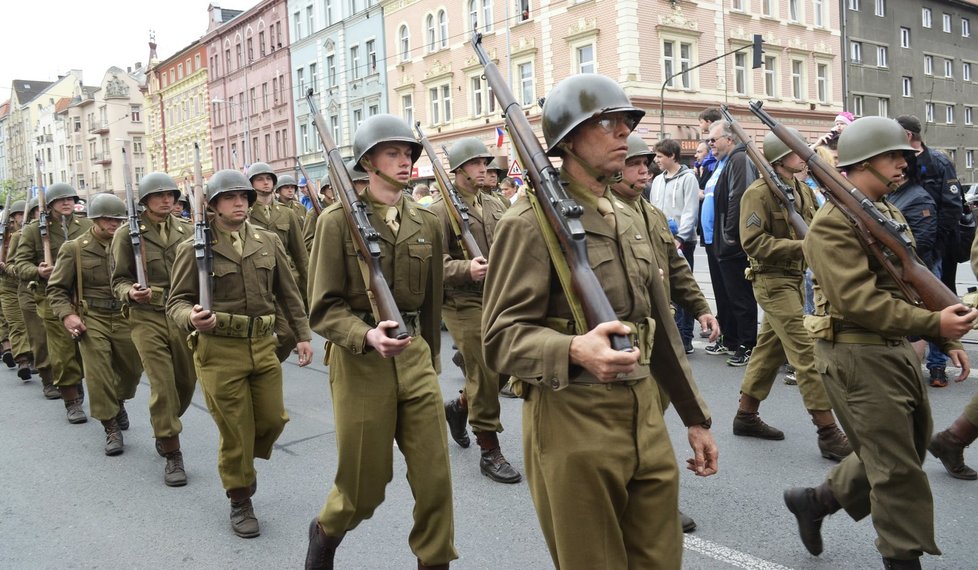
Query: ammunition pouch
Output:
[[82, 297, 123, 312], [205, 312, 276, 339]]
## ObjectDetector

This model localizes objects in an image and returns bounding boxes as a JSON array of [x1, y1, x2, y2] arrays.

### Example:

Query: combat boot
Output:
[[227, 487, 260, 538], [305, 518, 343, 570], [810, 410, 853, 461], [59, 385, 87, 424], [679, 510, 696, 533], [783, 482, 840, 556], [39, 367, 59, 399], [158, 436, 188, 487], [101, 419, 124, 456], [115, 400, 130, 431], [881, 557, 922, 569], [418, 561, 449, 570], [475, 431, 521, 484], [15, 356, 32, 382], [444, 392, 470, 448], [2, 349, 15, 368], [929, 421, 978, 480], [733, 394, 784, 440]]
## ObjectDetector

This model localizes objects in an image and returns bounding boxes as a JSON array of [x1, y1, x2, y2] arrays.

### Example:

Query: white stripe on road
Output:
[[684, 535, 795, 570]]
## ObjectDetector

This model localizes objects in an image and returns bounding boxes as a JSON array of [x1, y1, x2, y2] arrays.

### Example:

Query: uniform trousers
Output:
[[129, 308, 196, 439], [318, 338, 457, 567], [18, 284, 48, 370], [37, 295, 83, 387], [442, 292, 502, 433], [740, 273, 831, 409], [523, 378, 682, 570], [0, 285, 30, 359], [816, 339, 939, 559], [77, 308, 142, 420], [193, 332, 287, 490]]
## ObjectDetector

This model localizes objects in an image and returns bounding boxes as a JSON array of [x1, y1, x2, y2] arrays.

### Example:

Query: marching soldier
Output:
[[734, 131, 851, 461], [275, 174, 309, 219], [0, 200, 34, 381], [435, 137, 520, 484], [483, 156, 509, 208], [305, 115, 456, 569], [111, 172, 195, 486], [14, 183, 92, 423], [48, 194, 142, 456], [784, 117, 976, 569], [482, 74, 718, 569], [167, 169, 313, 539]]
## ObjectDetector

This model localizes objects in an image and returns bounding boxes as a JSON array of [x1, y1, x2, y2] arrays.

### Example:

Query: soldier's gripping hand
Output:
[[296, 341, 314, 367], [190, 305, 217, 332], [939, 304, 978, 340], [685, 425, 719, 477], [63, 314, 87, 339], [947, 348, 971, 382], [469, 256, 488, 282], [569, 321, 640, 383], [128, 284, 153, 304], [697, 313, 721, 343], [37, 262, 53, 279], [365, 320, 412, 358]]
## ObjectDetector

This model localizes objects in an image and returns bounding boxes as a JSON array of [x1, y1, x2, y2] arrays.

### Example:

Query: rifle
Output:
[[295, 158, 322, 215], [0, 191, 12, 264], [34, 156, 53, 266], [471, 33, 631, 351], [748, 100, 959, 311], [413, 123, 483, 260], [191, 143, 212, 310], [305, 88, 410, 339], [121, 142, 149, 288], [720, 106, 808, 239]]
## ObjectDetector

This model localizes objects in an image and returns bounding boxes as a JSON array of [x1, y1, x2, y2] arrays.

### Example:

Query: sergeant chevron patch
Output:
[[746, 212, 762, 228]]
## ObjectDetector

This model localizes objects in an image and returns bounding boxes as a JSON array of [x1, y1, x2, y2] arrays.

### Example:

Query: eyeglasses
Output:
[[591, 114, 640, 133], [705, 135, 730, 145]]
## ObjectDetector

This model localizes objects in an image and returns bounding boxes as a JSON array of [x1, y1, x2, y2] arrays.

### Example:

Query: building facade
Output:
[[35, 97, 72, 188], [0, 101, 9, 189]]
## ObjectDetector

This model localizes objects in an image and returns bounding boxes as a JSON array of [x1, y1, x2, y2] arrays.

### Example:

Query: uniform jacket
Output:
[[166, 221, 311, 342], [249, 200, 309, 298], [2, 230, 22, 288], [713, 144, 757, 261], [648, 165, 700, 243], [48, 227, 115, 320], [13, 215, 93, 287], [429, 189, 506, 295], [111, 212, 192, 309], [739, 174, 817, 271]]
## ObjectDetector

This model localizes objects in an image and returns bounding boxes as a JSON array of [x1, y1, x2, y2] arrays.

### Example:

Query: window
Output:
[[470, 76, 496, 116], [943, 13, 952, 33], [922, 8, 932, 28], [469, 0, 479, 31], [965, 18, 972, 38], [132, 137, 144, 154], [847, 0, 859, 9], [814, 0, 824, 26], [788, 0, 799, 22], [734, 52, 747, 95], [265, 134, 271, 160], [663, 40, 693, 88], [945, 59, 954, 78], [518, 62, 534, 106], [177, 63, 184, 79], [307, 6, 314, 35], [273, 77, 279, 103], [76, 145, 83, 160], [195, 54, 201, 70], [73, 117, 81, 132], [902, 76, 912, 97], [297, 68, 306, 94], [762, 0, 773, 16], [791, 60, 804, 99], [402, 93, 413, 125], [353, 108, 363, 129], [438, 10, 448, 48], [130, 105, 141, 122], [225, 49, 231, 72], [877, 46, 888, 68], [947, 105, 955, 124], [764, 55, 777, 97], [816, 63, 828, 103], [965, 63, 972, 82], [874, 0, 884, 17], [426, 15, 435, 51], [294, 11, 302, 39], [850, 41, 862, 63], [576, 44, 595, 74], [327, 54, 336, 86], [967, 150, 974, 169], [853, 95, 864, 116], [731, 0, 743, 10], [900, 27, 910, 48], [399, 25, 409, 61], [250, 88, 257, 112], [350, 45, 360, 79], [966, 106, 973, 125], [330, 115, 340, 144], [925, 102, 935, 122], [878, 97, 889, 117], [429, 86, 442, 124], [259, 31, 266, 57], [309, 63, 318, 93], [325, 0, 334, 26], [366, 40, 377, 73], [517, 0, 530, 21], [300, 124, 309, 154], [924, 55, 933, 75], [368, 104, 378, 116], [262, 83, 269, 109]]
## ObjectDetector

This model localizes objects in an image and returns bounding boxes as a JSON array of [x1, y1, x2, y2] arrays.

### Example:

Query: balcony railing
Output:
[[88, 121, 109, 134], [92, 152, 111, 165]]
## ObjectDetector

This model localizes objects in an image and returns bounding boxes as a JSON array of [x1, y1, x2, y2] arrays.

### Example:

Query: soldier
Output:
[[305, 115, 456, 569], [167, 169, 313, 539], [47, 194, 143, 456], [303, 162, 364, 252], [14, 183, 92, 423], [276, 174, 309, 219], [10, 198, 54, 396], [482, 74, 718, 569], [784, 117, 976, 569], [483, 156, 509, 207], [734, 130, 851, 461], [435, 137, 520, 484], [0, 200, 33, 381], [111, 172, 195, 487]]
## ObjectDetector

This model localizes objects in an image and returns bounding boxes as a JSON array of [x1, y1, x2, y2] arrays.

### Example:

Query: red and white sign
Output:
[[507, 158, 523, 185]]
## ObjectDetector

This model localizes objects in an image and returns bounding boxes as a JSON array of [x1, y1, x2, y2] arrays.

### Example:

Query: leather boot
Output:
[[158, 436, 188, 487], [1, 349, 15, 368], [929, 418, 978, 480], [115, 400, 130, 431], [882, 557, 922, 569], [101, 419, 124, 456], [59, 385, 87, 424], [444, 393, 470, 448], [39, 368, 59, 399], [679, 510, 696, 533], [305, 518, 343, 570], [451, 350, 465, 374], [783, 482, 840, 556], [16, 356, 32, 382], [475, 431, 521, 484], [733, 394, 783, 440], [418, 561, 449, 570], [810, 410, 853, 461], [227, 487, 260, 538]]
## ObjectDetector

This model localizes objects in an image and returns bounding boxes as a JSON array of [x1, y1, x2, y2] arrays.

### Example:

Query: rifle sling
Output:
[[445, 203, 470, 261], [73, 239, 85, 314]]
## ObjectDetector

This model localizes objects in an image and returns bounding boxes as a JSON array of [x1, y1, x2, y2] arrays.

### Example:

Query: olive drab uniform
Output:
[[802, 198, 952, 559], [47, 227, 142, 423], [8, 229, 52, 392], [167, 220, 311, 494], [483, 174, 712, 569], [308, 194, 457, 566], [1, 230, 33, 376], [280, 196, 307, 220]]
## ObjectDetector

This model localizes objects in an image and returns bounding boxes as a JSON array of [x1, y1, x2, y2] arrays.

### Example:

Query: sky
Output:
[[0, 0, 220, 101]]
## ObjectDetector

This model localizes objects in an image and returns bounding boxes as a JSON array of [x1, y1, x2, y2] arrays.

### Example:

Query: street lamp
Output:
[[212, 97, 251, 169]]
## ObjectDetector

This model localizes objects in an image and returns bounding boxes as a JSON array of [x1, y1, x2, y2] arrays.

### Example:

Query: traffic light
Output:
[[752, 34, 764, 69]]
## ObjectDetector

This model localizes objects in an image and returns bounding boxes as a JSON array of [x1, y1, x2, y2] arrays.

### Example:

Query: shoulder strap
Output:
[[73, 239, 84, 313], [445, 204, 469, 261]]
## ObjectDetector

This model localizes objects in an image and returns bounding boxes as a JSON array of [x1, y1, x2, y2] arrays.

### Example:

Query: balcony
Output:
[[88, 121, 109, 134], [92, 152, 112, 165]]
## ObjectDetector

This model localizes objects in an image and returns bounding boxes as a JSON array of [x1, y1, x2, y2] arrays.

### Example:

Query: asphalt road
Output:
[[2, 251, 977, 569]]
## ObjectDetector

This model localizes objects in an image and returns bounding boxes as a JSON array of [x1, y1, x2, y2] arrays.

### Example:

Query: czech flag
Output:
[[495, 127, 504, 148]]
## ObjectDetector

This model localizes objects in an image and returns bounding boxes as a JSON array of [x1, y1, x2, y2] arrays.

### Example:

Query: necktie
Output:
[[385, 206, 400, 235], [596, 196, 617, 231], [229, 232, 243, 256], [158, 222, 168, 243], [470, 195, 483, 217], [264, 205, 271, 219]]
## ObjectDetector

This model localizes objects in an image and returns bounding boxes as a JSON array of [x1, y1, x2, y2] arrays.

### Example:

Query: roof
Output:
[[218, 8, 243, 22], [54, 97, 71, 114], [0, 100, 9, 119], [11, 80, 53, 106]]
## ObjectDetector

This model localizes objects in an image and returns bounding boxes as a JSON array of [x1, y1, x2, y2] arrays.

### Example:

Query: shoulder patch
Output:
[[746, 212, 762, 228]]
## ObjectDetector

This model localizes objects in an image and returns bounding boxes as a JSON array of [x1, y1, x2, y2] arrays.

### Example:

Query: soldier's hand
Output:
[[190, 305, 217, 332], [569, 321, 640, 383], [697, 313, 721, 343], [63, 314, 86, 339], [469, 256, 488, 281], [37, 262, 53, 279], [686, 425, 718, 477], [939, 304, 978, 339], [128, 284, 153, 304], [295, 341, 314, 367], [947, 348, 971, 382], [365, 320, 412, 358]]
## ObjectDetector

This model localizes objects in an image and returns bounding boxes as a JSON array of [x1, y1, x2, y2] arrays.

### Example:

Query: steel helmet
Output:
[[448, 138, 494, 172], [352, 114, 422, 172], [542, 74, 645, 157], [275, 174, 298, 191], [762, 128, 805, 165], [246, 162, 278, 186], [138, 172, 181, 202], [45, 183, 79, 207], [206, 169, 257, 205], [88, 193, 128, 219], [837, 116, 914, 168], [27, 197, 39, 218], [625, 133, 654, 163], [344, 159, 370, 182], [486, 156, 507, 175], [9, 200, 26, 216]]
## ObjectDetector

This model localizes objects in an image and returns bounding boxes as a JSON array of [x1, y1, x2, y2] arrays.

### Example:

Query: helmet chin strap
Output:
[[775, 161, 804, 176], [860, 161, 902, 192], [559, 143, 621, 185], [358, 158, 408, 190]]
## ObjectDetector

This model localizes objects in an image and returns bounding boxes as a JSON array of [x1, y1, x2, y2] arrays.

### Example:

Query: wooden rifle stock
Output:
[[192, 143, 213, 311], [121, 143, 149, 288], [34, 156, 52, 266], [305, 89, 409, 339], [747, 100, 958, 311], [720, 106, 808, 239], [295, 159, 322, 215], [471, 33, 631, 351]]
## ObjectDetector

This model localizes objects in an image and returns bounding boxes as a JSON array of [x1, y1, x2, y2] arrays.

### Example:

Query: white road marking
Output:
[[684, 535, 795, 570]]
